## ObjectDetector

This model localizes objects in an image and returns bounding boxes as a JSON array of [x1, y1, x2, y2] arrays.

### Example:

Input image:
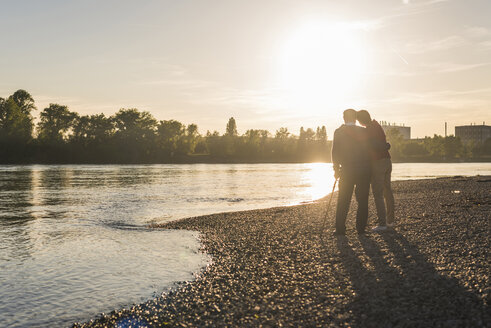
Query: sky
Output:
[[1, 0, 490, 138]]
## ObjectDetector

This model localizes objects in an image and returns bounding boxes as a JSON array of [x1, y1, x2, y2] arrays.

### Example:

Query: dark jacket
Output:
[[366, 120, 390, 160], [332, 124, 371, 173]]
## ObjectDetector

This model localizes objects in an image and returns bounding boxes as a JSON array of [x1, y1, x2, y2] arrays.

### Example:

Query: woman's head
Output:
[[356, 110, 371, 126]]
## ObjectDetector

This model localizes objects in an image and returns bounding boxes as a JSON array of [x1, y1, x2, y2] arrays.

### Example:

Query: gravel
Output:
[[74, 176, 490, 327]]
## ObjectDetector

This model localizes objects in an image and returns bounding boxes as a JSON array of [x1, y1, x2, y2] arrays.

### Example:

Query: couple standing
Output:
[[331, 109, 395, 236]]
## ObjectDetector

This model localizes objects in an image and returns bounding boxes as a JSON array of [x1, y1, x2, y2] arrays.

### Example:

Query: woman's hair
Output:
[[356, 110, 371, 125]]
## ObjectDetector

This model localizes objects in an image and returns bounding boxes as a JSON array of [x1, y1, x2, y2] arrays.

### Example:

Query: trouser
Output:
[[371, 158, 395, 225], [335, 167, 371, 234]]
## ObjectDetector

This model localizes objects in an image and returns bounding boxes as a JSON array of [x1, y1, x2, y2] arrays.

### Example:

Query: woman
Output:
[[356, 110, 395, 231]]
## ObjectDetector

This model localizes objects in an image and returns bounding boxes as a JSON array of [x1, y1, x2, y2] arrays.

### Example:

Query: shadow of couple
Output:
[[332, 231, 488, 327]]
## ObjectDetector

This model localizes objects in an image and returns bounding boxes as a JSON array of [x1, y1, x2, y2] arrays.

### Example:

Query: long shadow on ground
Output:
[[335, 232, 487, 327]]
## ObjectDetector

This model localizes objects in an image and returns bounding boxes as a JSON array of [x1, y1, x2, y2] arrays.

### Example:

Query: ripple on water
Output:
[[0, 228, 209, 328]]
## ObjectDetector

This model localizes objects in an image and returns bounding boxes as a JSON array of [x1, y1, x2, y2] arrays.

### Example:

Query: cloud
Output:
[[379, 87, 491, 110], [403, 35, 466, 54], [134, 62, 219, 98], [366, 68, 418, 77], [404, 0, 450, 5], [420, 61, 491, 73], [463, 26, 491, 51], [342, 0, 451, 34], [380, 0, 450, 22], [345, 19, 385, 32], [367, 60, 491, 78], [189, 86, 286, 113], [138, 78, 214, 90], [464, 26, 491, 38], [33, 94, 81, 108], [479, 40, 491, 48], [352, 86, 491, 136], [400, 25, 491, 55]]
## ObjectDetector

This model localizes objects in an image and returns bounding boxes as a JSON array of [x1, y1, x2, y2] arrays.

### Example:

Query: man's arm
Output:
[[369, 123, 390, 151], [370, 139, 390, 151], [331, 129, 341, 178]]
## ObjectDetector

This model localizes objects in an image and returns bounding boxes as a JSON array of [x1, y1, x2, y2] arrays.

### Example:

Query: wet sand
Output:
[[75, 176, 490, 327]]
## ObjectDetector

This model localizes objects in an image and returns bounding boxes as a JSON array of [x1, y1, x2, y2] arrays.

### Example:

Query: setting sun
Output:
[[278, 21, 368, 110]]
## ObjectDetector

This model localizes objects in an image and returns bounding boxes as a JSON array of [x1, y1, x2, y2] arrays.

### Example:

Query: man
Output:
[[331, 109, 371, 236], [356, 110, 395, 231]]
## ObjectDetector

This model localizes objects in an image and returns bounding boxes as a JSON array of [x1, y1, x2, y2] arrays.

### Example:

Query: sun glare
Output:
[[303, 163, 336, 201], [278, 22, 368, 111]]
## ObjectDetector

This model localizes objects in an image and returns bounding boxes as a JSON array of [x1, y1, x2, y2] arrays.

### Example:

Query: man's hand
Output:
[[334, 166, 341, 179]]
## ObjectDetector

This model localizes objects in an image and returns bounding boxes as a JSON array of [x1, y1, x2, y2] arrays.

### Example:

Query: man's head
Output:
[[343, 109, 357, 124], [356, 110, 371, 126]]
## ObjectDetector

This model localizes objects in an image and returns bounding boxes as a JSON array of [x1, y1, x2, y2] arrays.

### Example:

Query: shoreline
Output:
[[75, 176, 490, 327]]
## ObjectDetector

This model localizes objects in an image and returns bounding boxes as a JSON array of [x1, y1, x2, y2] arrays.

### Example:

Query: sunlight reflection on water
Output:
[[300, 163, 336, 202]]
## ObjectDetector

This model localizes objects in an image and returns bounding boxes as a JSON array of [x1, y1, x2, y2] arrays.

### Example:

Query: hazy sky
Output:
[[1, 0, 490, 138]]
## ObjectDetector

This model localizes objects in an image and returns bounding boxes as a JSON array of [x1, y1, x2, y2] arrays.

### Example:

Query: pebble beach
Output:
[[75, 176, 490, 327]]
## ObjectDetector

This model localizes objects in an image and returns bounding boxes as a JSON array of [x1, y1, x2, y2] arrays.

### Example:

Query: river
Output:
[[0, 163, 489, 327]]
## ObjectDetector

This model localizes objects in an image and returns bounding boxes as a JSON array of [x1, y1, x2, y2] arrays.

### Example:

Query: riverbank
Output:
[[75, 176, 490, 327]]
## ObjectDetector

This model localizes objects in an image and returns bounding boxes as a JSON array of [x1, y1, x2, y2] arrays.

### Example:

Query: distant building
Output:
[[380, 121, 411, 140], [455, 124, 491, 144]]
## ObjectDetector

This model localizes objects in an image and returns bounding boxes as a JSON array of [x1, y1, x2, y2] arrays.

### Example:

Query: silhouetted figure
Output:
[[332, 109, 371, 235], [356, 110, 395, 231]]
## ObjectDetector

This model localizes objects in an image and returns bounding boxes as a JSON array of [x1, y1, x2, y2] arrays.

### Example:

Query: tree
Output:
[[299, 127, 305, 140], [71, 114, 89, 140], [401, 141, 429, 157], [299, 127, 315, 142], [0, 90, 35, 143], [273, 127, 296, 160], [184, 124, 199, 154], [470, 138, 491, 158], [0, 98, 34, 143], [71, 113, 114, 143], [9, 89, 36, 115], [113, 108, 157, 137], [385, 128, 405, 159], [111, 108, 158, 162], [225, 117, 238, 136], [87, 114, 115, 140], [37, 104, 76, 142], [423, 135, 445, 158], [275, 127, 290, 139], [315, 126, 327, 142], [206, 130, 228, 158], [157, 119, 185, 157], [0, 98, 35, 162], [66, 113, 116, 163], [442, 135, 464, 159], [238, 129, 270, 159]]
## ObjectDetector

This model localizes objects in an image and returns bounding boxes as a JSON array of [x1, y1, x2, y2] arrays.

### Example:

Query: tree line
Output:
[[1, 90, 489, 164], [0, 90, 329, 163], [385, 129, 490, 162]]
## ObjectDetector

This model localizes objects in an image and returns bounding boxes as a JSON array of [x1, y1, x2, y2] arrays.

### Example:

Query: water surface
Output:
[[0, 163, 489, 327]]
